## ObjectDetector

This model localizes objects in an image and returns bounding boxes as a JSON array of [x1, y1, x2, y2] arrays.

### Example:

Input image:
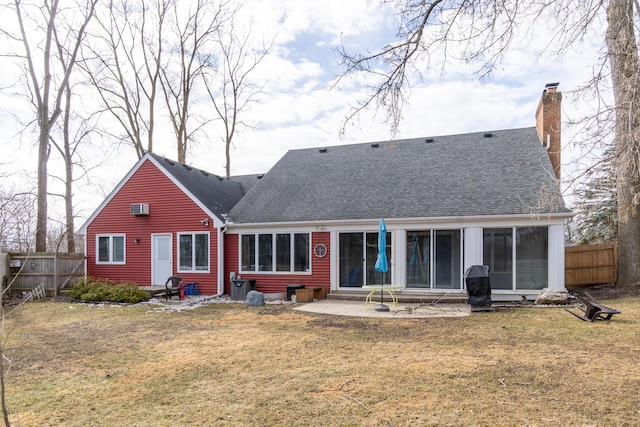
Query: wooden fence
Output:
[[565, 242, 617, 288], [5, 253, 85, 297], [0, 245, 618, 296]]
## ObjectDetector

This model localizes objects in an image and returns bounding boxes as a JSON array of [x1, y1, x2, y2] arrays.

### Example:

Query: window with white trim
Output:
[[403, 229, 462, 290], [240, 232, 310, 273], [96, 234, 125, 264], [483, 226, 548, 290], [178, 232, 209, 272]]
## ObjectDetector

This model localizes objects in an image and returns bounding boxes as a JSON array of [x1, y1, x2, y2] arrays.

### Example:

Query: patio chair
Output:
[[565, 292, 621, 322], [164, 275, 183, 301]]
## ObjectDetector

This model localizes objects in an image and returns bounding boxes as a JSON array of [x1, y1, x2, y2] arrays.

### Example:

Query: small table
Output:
[[362, 285, 402, 311]]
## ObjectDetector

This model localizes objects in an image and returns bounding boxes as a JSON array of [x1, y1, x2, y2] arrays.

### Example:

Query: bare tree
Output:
[[336, 0, 528, 136], [83, 0, 172, 159], [605, 0, 640, 285], [0, 188, 36, 252], [338, 0, 640, 287], [0, 313, 12, 427], [84, 0, 264, 168], [0, 259, 34, 427], [160, 0, 231, 163], [202, 14, 271, 177], [47, 76, 99, 253], [7, 0, 98, 252]]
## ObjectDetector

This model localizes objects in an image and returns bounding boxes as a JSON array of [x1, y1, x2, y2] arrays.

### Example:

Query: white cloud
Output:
[[239, 0, 389, 60], [253, 55, 325, 92]]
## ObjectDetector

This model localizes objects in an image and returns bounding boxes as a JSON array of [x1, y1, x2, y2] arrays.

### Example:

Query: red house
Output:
[[78, 154, 253, 295], [79, 84, 572, 300]]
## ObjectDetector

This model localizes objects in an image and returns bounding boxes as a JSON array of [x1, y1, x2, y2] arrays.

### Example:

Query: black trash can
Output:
[[465, 265, 493, 312], [231, 279, 256, 301], [286, 284, 305, 300]]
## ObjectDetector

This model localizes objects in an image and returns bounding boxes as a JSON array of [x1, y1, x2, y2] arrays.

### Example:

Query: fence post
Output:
[[54, 253, 59, 298]]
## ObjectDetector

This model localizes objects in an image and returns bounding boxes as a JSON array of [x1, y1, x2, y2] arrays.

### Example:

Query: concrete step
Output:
[[327, 289, 468, 304]]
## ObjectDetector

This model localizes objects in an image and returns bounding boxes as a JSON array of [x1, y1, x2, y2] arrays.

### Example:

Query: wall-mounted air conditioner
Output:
[[130, 203, 149, 215]]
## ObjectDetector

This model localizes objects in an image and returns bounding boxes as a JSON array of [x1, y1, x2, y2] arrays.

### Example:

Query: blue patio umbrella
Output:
[[374, 219, 390, 312]]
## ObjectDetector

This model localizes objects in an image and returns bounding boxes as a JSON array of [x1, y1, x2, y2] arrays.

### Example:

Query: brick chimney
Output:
[[535, 82, 562, 179]]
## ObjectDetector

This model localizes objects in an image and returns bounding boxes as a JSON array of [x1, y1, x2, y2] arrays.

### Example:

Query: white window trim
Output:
[[96, 234, 126, 265], [482, 226, 549, 292], [240, 232, 311, 274], [292, 232, 311, 273], [177, 231, 210, 273]]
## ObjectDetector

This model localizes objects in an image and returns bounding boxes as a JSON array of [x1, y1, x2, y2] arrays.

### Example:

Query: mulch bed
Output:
[[569, 283, 640, 300]]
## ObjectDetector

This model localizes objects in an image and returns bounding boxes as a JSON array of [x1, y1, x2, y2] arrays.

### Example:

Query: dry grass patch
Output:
[[2, 297, 640, 426]]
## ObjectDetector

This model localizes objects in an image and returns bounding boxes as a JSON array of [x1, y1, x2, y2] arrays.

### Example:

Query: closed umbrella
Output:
[[374, 219, 389, 312], [409, 234, 419, 267], [409, 234, 419, 283]]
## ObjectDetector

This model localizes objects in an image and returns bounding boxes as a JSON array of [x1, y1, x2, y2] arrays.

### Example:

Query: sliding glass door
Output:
[[406, 231, 430, 288], [434, 230, 462, 289], [339, 233, 363, 287], [483, 228, 513, 290], [339, 231, 391, 287], [406, 229, 462, 290], [483, 227, 548, 290]]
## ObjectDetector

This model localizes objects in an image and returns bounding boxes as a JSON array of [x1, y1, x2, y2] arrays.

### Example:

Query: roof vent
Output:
[[371, 143, 379, 148], [184, 165, 192, 170], [130, 203, 149, 216], [200, 170, 209, 176], [483, 133, 493, 138], [319, 148, 328, 153], [257, 174, 264, 179], [425, 138, 434, 143]]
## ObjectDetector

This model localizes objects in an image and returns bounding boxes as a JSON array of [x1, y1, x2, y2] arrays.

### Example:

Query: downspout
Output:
[[83, 230, 88, 283], [217, 224, 227, 297]]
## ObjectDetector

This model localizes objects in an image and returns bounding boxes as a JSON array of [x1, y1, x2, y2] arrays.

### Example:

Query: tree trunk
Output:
[[0, 341, 10, 427], [225, 135, 231, 177], [35, 123, 49, 253], [64, 139, 75, 254], [62, 81, 75, 254], [606, 0, 640, 286], [177, 136, 186, 164]]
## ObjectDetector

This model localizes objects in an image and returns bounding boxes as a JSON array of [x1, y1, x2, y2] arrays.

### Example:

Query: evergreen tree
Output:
[[572, 147, 618, 244]]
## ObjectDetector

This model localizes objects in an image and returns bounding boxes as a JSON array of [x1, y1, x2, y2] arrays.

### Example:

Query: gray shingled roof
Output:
[[227, 127, 571, 224], [149, 153, 252, 218], [226, 173, 264, 194]]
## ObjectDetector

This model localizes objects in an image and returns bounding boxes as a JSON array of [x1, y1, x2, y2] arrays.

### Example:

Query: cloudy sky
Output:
[[1, 0, 606, 223]]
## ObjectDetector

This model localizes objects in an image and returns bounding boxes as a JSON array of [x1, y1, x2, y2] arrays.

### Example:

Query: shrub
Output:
[[68, 277, 150, 304]]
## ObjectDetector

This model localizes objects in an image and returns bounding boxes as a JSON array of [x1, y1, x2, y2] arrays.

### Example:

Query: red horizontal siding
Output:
[[223, 233, 240, 295], [86, 159, 219, 293], [223, 232, 331, 296]]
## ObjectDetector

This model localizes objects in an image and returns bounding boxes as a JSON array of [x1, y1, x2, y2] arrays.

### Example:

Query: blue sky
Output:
[[0, 0, 605, 223]]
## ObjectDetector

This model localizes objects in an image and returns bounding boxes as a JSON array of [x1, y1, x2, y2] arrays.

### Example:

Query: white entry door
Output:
[[152, 234, 173, 286]]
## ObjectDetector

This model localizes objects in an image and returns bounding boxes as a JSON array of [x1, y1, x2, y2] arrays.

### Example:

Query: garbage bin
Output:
[[231, 279, 256, 301], [465, 265, 493, 312]]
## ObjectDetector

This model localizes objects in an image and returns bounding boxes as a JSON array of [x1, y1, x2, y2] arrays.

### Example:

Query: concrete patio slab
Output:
[[293, 299, 471, 318]]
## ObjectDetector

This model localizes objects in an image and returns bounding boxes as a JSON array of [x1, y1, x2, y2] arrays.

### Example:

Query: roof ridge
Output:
[[286, 126, 537, 153], [148, 152, 224, 181]]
